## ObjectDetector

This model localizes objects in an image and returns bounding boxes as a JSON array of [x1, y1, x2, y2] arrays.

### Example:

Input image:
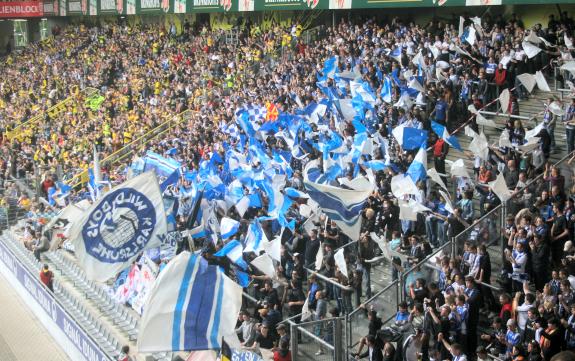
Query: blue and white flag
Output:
[[303, 101, 328, 124], [145, 151, 182, 177], [161, 169, 180, 193], [380, 76, 393, 104], [237, 104, 267, 122], [137, 252, 242, 352], [431, 121, 462, 151], [363, 160, 388, 171], [243, 222, 267, 255], [214, 240, 248, 270], [87, 168, 98, 202], [303, 160, 375, 241], [49, 182, 72, 207], [350, 81, 376, 104], [406, 146, 427, 182], [220, 217, 240, 240], [389, 47, 402, 63], [318, 56, 337, 81], [93, 145, 102, 198], [392, 124, 428, 150], [69, 172, 167, 282]]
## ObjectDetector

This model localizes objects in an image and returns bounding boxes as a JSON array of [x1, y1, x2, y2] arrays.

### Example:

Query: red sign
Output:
[[0, 1, 44, 18]]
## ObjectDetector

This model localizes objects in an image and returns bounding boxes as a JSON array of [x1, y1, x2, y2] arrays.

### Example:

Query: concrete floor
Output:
[[0, 271, 70, 361]]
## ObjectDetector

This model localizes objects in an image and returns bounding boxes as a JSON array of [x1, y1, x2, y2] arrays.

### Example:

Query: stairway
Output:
[[444, 84, 569, 178]]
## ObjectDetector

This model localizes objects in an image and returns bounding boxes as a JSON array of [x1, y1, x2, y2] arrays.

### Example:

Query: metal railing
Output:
[[558, 88, 575, 101], [400, 241, 453, 301], [290, 317, 345, 361], [6, 87, 99, 141], [346, 280, 399, 353]]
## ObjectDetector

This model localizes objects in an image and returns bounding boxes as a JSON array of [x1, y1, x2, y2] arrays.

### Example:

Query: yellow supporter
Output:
[[103, 122, 111, 137], [19, 197, 31, 210], [123, 130, 132, 144], [295, 24, 303, 37]]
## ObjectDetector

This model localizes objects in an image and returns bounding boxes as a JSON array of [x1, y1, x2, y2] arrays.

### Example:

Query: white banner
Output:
[[70, 172, 167, 282]]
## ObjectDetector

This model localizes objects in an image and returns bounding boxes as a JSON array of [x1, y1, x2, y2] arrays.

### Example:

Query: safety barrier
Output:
[[346, 280, 399, 355], [67, 109, 197, 188], [6, 87, 99, 141], [290, 317, 345, 361]]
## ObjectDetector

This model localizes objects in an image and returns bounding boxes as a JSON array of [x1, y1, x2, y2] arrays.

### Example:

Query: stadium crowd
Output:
[[1, 8, 575, 361]]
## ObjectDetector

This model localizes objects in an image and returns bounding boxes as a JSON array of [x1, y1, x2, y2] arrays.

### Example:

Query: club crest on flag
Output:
[[83, 187, 156, 263], [70, 172, 167, 281]]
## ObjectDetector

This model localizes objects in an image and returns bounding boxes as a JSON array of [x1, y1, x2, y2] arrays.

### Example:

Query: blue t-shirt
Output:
[[395, 310, 409, 323], [505, 330, 521, 353], [435, 100, 447, 121]]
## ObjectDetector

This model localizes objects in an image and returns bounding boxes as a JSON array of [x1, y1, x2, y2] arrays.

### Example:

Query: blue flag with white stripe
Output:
[[137, 252, 243, 352], [406, 146, 428, 182], [214, 240, 248, 270], [431, 120, 462, 151], [392, 124, 428, 150]]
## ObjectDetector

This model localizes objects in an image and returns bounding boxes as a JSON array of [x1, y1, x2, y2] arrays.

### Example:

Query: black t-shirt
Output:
[[286, 286, 305, 315], [479, 253, 492, 282], [256, 332, 274, 349], [553, 215, 567, 239]]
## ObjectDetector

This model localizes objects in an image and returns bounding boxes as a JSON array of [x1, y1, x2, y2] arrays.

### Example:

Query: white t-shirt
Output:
[[516, 302, 532, 330]]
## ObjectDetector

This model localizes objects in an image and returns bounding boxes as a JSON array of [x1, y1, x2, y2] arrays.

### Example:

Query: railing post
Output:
[[290, 322, 299, 361], [346, 313, 351, 352], [554, 66, 557, 92], [334, 318, 343, 361], [501, 202, 507, 254]]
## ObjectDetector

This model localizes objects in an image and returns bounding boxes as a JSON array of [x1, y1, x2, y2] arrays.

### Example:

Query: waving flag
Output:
[[265, 102, 279, 121], [49, 182, 72, 207], [214, 240, 248, 270], [389, 47, 402, 63], [303, 101, 328, 124], [69, 172, 167, 282], [350, 81, 376, 104], [318, 56, 337, 81], [392, 124, 428, 150], [431, 121, 462, 151], [236, 111, 256, 138], [406, 146, 427, 182], [137, 252, 242, 352], [161, 169, 180, 193], [380, 76, 393, 103], [303, 160, 374, 241], [145, 151, 182, 177], [220, 217, 240, 240], [363, 160, 387, 171], [243, 221, 267, 255]]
